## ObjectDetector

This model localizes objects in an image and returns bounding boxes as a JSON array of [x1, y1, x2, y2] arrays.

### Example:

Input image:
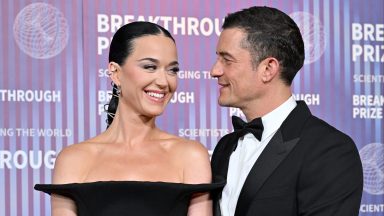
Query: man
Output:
[[210, 6, 363, 216]]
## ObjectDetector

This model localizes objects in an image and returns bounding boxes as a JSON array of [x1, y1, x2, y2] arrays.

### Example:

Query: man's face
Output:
[[211, 28, 264, 109]]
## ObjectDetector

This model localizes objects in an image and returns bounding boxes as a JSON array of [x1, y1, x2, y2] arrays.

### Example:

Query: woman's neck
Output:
[[104, 108, 159, 145]]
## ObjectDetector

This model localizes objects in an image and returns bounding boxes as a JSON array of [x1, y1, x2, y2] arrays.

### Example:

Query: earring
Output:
[[110, 82, 121, 97], [114, 85, 121, 97], [103, 104, 116, 119]]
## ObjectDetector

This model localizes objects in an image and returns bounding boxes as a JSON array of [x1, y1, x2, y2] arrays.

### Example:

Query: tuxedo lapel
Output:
[[211, 134, 239, 181], [211, 134, 239, 216], [234, 130, 299, 216], [234, 101, 311, 216], [212, 101, 312, 216]]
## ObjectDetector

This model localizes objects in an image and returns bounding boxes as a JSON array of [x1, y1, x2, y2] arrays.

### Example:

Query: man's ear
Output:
[[260, 57, 279, 83], [108, 62, 121, 86]]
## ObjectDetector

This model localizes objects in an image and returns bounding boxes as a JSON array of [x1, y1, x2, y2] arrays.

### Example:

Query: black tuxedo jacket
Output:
[[211, 101, 363, 216]]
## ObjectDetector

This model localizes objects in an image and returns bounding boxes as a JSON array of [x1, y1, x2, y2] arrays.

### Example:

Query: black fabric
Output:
[[212, 101, 363, 216], [232, 115, 264, 140], [34, 180, 225, 216]]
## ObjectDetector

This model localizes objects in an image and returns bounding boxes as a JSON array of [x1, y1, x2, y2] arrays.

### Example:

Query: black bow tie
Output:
[[232, 115, 264, 141]]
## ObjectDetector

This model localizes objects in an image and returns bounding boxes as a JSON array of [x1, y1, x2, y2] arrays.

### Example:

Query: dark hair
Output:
[[222, 6, 305, 85], [105, 21, 175, 128]]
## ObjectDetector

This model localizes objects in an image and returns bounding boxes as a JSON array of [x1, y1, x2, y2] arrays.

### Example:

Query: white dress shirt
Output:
[[220, 96, 297, 216]]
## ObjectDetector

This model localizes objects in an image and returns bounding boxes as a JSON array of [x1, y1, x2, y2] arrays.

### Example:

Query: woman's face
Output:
[[113, 34, 179, 117]]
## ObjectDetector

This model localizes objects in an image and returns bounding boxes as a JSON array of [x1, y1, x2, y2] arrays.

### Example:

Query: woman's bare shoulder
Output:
[[52, 140, 102, 184], [178, 138, 209, 158], [162, 134, 210, 173], [170, 137, 212, 184], [161, 133, 209, 157], [57, 139, 102, 160]]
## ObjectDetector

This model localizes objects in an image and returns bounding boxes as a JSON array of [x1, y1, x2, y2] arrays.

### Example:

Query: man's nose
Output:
[[210, 60, 223, 78]]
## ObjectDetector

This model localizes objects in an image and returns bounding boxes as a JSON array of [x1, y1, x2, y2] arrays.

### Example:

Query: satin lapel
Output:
[[211, 133, 239, 216], [211, 133, 239, 182], [234, 101, 311, 216], [234, 130, 300, 216]]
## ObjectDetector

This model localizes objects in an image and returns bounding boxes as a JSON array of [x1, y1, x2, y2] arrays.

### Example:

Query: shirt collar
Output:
[[260, 96, 297, 141]]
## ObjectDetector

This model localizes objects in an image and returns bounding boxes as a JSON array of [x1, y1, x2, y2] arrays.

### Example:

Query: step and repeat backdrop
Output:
[[0, 0, 383, 215]]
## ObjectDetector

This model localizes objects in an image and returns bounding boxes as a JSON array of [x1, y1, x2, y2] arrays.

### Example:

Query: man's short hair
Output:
[[223, 6, 305, 85]]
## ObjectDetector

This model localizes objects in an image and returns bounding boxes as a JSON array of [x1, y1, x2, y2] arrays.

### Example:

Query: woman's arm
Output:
[[51, 144, 89, 216], [182, 141, 213, 216], [51, 194, 77, 216]]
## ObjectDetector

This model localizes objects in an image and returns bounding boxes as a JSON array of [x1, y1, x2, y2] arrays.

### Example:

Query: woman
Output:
[[35, 21, 224, 216]]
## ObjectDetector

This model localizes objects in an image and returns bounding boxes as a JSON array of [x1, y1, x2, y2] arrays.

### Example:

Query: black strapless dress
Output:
[[34, 180, 225, 216]]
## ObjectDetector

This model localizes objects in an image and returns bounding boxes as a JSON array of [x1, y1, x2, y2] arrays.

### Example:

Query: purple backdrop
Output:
[[0, 0, 383, 215]]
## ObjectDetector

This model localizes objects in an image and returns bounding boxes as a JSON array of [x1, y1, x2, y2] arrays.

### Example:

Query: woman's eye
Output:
[[143, 65, 157, 71], [169, 67, 180, 74]]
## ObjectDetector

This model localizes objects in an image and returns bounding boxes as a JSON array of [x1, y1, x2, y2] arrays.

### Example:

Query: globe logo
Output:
[[290, 12, 326, 65], [13, 3, 69, 59], [359, 143, 384, 195]]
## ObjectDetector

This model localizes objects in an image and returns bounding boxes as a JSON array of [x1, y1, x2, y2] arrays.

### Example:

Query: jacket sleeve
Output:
[[298, 131, 363, 216]]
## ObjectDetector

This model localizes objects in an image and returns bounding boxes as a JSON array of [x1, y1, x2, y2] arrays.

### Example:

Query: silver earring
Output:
[[103, 104, 116, 119], [114, 85, 121, 97], [110, 82, 121, 97]]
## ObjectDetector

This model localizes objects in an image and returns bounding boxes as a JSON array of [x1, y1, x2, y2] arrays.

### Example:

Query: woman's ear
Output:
[[260, 57, 279, 83], [108, 62, 121, 86]]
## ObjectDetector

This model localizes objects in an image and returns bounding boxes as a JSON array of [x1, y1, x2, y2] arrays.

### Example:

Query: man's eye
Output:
[[223, 58, 232, 64]]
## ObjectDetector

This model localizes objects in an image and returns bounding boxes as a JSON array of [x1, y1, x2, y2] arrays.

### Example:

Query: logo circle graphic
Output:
[[13, 3, 69, 59], [290, 12, 326, 65], [359, 143, 384, 195]]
